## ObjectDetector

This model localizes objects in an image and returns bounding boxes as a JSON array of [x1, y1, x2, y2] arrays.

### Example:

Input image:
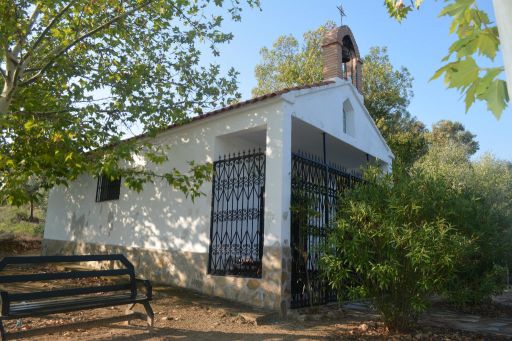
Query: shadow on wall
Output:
[[44, 115, 285, 310]]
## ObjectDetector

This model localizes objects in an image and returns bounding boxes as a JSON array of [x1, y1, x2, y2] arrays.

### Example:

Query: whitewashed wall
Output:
[[45, 78, 392, 260], [44, 99, 288, 253], [286, 78, 394, 165]]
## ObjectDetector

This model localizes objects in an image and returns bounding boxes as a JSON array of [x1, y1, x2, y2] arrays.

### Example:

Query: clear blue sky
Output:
[[206, 0, 511, 161]]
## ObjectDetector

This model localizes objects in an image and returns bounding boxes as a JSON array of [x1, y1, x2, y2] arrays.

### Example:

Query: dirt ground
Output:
[[2, 283, 496, 341], [0, 243, 503, 340], [0, 233, 41, 256]]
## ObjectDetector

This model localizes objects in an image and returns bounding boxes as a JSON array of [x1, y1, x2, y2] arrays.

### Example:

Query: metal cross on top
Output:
[[337, 3, 346, 25]]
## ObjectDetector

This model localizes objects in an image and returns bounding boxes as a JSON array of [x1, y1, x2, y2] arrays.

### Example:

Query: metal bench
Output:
[[0, 254, 154, 340]]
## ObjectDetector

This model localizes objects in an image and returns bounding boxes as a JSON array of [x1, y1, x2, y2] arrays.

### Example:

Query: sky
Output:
[[204, 0, 511, 161]]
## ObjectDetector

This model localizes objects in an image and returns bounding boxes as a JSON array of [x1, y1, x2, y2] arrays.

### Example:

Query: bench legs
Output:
[[124, 303, 137, 326], [125, 303, 136, 315], [142, 302, 154, 327], [125, 302, 153, 327], [0, 320, 5, 341]]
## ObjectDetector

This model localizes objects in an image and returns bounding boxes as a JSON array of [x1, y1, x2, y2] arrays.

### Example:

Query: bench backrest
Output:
[[0, 254, 137, 309]]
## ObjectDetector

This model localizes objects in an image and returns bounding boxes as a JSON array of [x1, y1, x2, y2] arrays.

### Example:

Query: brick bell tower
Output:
[[321, 24, 363, 94]]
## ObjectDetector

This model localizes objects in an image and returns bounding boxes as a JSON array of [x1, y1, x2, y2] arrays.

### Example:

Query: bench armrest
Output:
[[135, 279, 152, 300]]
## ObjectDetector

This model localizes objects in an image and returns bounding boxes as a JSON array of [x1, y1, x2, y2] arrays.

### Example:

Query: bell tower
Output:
[[321, 25, 363, 94]]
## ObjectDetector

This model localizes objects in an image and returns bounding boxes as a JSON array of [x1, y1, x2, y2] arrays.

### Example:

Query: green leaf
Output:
[[384, 0, 412, 22], [448, 35, 478, 59], [464, 82, 477, 112], [475, 67, 503, 96], [24, 120, 36, 130], [476, 29, 499, 60], [482, 80, 509, 119], [439, 0, 473, 18], [431, 65, 449, 81], [443, 58, 479, 89]]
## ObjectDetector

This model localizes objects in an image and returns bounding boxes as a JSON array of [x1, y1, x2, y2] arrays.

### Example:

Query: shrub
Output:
[[415, 145, 512, 305], [322, 167, 469, 330], [322, 141, 512, 329]]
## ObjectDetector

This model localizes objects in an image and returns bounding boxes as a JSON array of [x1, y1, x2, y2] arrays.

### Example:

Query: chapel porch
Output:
[[208, 115, 385, 310]]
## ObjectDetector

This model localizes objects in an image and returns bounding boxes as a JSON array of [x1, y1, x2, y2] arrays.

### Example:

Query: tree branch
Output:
[[12, 108, 79, 116], [19, 0, 154, 87], [21, 1, 76, 64], [12, 108, 123, 116], [13, 4, 41, 56], [1, 5, 42, 106]]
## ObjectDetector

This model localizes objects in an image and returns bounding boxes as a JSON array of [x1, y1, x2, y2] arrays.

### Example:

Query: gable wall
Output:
[[286, 80, 393, 165]]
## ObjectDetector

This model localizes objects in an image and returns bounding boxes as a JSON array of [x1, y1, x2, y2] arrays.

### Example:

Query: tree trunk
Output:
[[0, 96, 10, 115], [1, 49, 20, 115], [1, 73, 14, 115], [29, 198, 34, 222]]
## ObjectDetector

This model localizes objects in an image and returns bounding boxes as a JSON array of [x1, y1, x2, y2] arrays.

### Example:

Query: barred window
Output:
[[95, 175, 121, 202]]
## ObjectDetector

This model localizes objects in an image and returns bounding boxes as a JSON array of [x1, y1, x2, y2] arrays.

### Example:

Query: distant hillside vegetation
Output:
[[0, 205, 45, 237]]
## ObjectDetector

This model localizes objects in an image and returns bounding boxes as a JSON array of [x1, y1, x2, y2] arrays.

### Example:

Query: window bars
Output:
[[208, 150, 266, 278], [95, 175, 121, 202], [290, 152, 362, 308]]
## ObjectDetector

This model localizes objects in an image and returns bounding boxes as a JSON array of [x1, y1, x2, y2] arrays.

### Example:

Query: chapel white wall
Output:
[[44, 100, 289, 254], [286, 79, 393, 166], [44, 81, 393, 255]]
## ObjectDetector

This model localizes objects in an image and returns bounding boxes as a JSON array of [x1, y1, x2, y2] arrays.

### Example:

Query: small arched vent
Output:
[[342, 99, 355, 137]]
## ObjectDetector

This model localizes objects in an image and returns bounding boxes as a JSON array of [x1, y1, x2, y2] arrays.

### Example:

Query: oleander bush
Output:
[[415, 144, 512, 305], [322, 166, 469, 330], [323, 144, 512, 329]]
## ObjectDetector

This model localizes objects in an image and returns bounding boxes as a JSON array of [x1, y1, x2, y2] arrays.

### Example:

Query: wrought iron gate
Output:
[[208, 150, 266, 278], [290, 152, 362, 308]]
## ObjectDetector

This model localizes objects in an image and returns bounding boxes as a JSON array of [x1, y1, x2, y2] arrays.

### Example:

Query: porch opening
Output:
[[208, 150, 266, 278], [290, 117, 368, 308], [290, 152, 363, 308], [208, 126, 267, 278]]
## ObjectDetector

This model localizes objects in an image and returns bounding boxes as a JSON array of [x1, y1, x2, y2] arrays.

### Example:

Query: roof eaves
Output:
[[119, 80, 336, 144]]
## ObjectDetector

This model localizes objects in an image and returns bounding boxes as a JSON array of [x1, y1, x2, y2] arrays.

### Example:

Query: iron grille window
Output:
[[290, 152, 363, 308], [95, 175, 121, 202], [208, 150, 266, 278]]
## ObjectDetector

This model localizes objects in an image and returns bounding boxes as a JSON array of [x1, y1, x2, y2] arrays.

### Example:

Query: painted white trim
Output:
[[133, 79, 394, 161], [337, 80, 394, 158]]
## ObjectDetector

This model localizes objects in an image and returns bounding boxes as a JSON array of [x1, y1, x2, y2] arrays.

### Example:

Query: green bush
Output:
[[322, 143, 512, 330], [322, 167, 469, 330], [414, 145, 512, 305]]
